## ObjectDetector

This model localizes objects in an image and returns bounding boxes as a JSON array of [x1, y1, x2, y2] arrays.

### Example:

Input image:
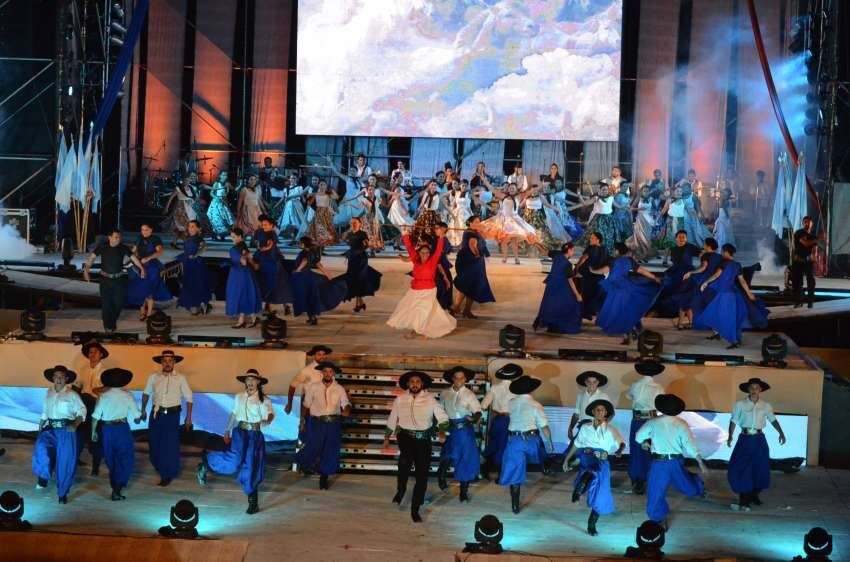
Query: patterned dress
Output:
[[207, 182, 234, 237], [306, 193, 339, 247]]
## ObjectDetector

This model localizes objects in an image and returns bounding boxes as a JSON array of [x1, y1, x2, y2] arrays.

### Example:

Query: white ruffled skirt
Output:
[[387, 287, 457, 338]]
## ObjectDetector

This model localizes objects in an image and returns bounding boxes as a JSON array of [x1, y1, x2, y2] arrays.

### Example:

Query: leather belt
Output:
[[449, 419, 470, 429], [581, 448, 609, 460], [100, 419, 128, 425], [509, 429, 539, 437], [156, 405, 182, 415], [46, 419, 73, 428], [492, 411, 510, 417], [237, 422, 262, 431], [399, 428, 433, 440], [312, 415, 343, 423], [632, 410, 658, 419], [100, 271, 128, 279], [652, 453, 683, 460], [741, 428, 763, 435]]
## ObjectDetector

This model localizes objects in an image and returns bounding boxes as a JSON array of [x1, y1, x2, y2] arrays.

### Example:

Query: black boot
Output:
[[319, 474, 329, 490], [751, 491, 763, 506], [91, 460, 101, 477], [633, 479, 646, 495], [510, 485, 521, 514], [196, 458, 209, 487], [480, 460, 491, 481], [58, 496, 68, 504], [572, 472, 594, 503], [392, 488, 405, 505], [410, 504, 422, 523], [587, 510, 599, 536], [111, 486, 126, 501], [459, 482, 470, 503], [437, 460, 450, 492], [246, 491, 259, 515]]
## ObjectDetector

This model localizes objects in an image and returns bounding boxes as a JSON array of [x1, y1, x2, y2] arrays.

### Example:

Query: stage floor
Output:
[[0, 440, 846, 561]]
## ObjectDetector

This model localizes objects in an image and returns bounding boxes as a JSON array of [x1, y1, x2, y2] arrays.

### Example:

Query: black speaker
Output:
[[71, 330, 139, 344], [675, 352, 745, 365], [177, 335, 246, 348], [558, 349, 628, 361]]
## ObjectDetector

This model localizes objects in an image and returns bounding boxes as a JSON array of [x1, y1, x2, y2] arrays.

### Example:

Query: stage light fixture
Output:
[[0, 490, 32, 531], [623, 520, 665, 558], [498, 324, 525, 358], [801, 527, 832, 560], [146, 309, 172, 345], [158, 499, 199, 540], [111, 2, 125, 19], [110, 21, 127, 35], [462, 514, 503, 554], [760, 334, 788, 368], [19, 309, 46, 341], [637, 330, 663, 359], [261, 311, 287, 348]]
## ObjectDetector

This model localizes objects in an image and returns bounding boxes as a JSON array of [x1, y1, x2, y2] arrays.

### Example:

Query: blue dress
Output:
[[454, 230, 495, 304], [657, 242, 701, 316], [436, 239, 453, 310], [225, 243, 262, 316], [693, 260, 769, 344], [533, 251, 582, 334], [291, 249, 347, 317], [670, 251, 724, 314], [596, 256, 661, 336], [252, 228, 292, 305], [682, 193, 712, 246], [126, 235, 172, 306], [337, 230, 382, 299], [176, 234, 213, 310], [578, 245, 608, 319]]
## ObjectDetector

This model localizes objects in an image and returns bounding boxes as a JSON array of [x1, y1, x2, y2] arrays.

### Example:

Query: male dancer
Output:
[[285, 345, 331, 415], [791, 216, 822, 309], [480, 363, 521, 478], [437, 366, 482, 502], [90, 368, 139, 500], [383, 371, 448, 522], [727, 377, 786, 511], [73, 339, 109, 476], [83, 229, 145, 333], [625, 361, 665, 494], [137, 350, 193, 486], [567, 371, 611, 460]]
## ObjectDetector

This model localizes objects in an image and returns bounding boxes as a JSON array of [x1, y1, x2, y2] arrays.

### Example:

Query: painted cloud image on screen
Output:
[[296, 0, 622, 141]]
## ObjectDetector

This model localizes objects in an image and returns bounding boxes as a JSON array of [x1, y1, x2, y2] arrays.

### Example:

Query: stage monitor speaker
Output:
[[71, 330, 139, 344], [675, 352, 745, 365], [558, 349, 628, 362], [177, 334, 246, 348]]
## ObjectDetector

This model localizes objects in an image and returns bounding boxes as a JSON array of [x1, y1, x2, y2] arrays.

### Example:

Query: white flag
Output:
[[54, 133, 71, 212], [788, 154, 808, 231]]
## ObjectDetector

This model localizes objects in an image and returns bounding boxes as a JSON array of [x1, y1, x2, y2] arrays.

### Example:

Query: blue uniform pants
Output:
[[483, 415, 509, 468], [498, 433, 545, 486], [207, 428, 266, 495], [101, 422, 135, 488], [646, 458, 705, 521], [32, 427, 78, 498], [440, 420, 481, 483], [296, 418, 342, 476], [148, 409, 182, 479], [628, 418, 652, 483], [727, 433, 771, 494], [575, 450, 615, 515]]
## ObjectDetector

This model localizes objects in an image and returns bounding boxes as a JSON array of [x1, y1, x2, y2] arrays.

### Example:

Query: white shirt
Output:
[[440, 386, 482, 420], [626, 377, 664, 412], [304, 381, 351, 417], [635, 415, 700, 458], [387, 391, 448, 432], [291, 361, 322, 395], [480, 380, 515, 413], [669, 198, 686, 218], [143, 371, 193, 408], [232, 390, 274, 424], [42, 386, 86, 421], [575, 388, 612, 421], [508, 173, 528, 193], [507, 394, 548, 432], [574, 421, 624, 453], [92, 388, 140, 421], [73, 362, 105, 395], [731, 398, 776, 430]]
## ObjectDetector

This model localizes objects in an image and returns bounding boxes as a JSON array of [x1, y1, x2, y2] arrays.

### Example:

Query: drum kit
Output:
[[142, 153, 214, 209]]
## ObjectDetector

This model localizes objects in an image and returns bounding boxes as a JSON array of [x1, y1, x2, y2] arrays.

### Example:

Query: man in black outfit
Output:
[[791, 216, 821, 309], [83, 230, 145, 332]]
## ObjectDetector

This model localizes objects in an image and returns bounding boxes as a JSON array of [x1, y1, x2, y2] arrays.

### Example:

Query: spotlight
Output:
[[462, 514, 503, 554], [498, 324, 525, 358], [146, 309, 172, 344], [110, 21, 127, 35], [760, 334, 788, 368], [19, 308, 46, 341], [260, 311, 287, 348], [0, 490, 32, 531], [799, 527, 832, 561], [158, 499, 199, 539], [637, 330, 663, 360], [624, 519, 665, 559], [109, 36, 124, 47], [111, 3, 125, 20]]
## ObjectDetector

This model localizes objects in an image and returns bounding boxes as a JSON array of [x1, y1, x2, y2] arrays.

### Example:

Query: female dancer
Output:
[[357, 184, 385, 253], [291, 236, 346, 326], [253, 215, 292, 313], [339, 217, 382, 312], [479, 183, 539, 264], [593, 242, 662, 344], [533, 242, 583, 334], [305, 179, 339, 248], [713, 188, 736, 249], [671, 237, 722, 329], [208, 170, 235, 241], [576, 184, 623, 254], [545, 164, 583, 240], [278, 176, 308, 239], [162, 174, 198, 245], [387, 229, 457, 339], [226, 227, 262, 329], [176, 220, 213, 315], [235, 173, 266, 236], [452, 216, 495, 318], [612, 183, 633, 240], [410, 180, 441, 247], [521, 186, 565, 250], [447, 182, 473, 247], [387, 185, 414, 249], [197, 369, 273, 514], [575, 232, 608, 320], [657, 230, 702, 317], [626, 185, 657, 262], [126, 223, 171, 320], [681, 183, 712, 247]]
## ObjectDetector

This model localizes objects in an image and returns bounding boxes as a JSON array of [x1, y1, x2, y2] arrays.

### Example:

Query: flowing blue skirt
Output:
[[225, 266, 262, 316], [534, 279, 582, 334], [291, 270, 347, 317], [177, 257, 214, 309], [694, 289, 769, 343], [337, 252, 382, 299], [727, 433, 771, 494], [256, 257, 293, 305], [597, 275, 661, 336], [454, 256, 495, 304], [126, 259, 172, 306]]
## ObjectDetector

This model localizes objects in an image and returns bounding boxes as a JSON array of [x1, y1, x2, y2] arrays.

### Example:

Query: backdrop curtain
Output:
[[583, 141, 620, 185], [460, 139, 505, 180], [305, 136, 345, 180], [352, 137, 389, 178], [521, 141, 565, 186], [410, 138, 455, 184]]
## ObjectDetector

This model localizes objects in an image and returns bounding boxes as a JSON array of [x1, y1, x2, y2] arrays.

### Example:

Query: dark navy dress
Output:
[[435, 238, 453, 310], [338, 230, 382, 299], [657, 242, 701, 316], [578, 244, 608, 319], [693, 260, 769, 344], [533, 251, 582, 334], [596, 256, 661, 336], [126, 234, 172, 306], [252, 228, 292, 305], [225, 243, 262, 316], [453, 230, 495, 304], [176, 234, 213, 310], [671, 251, 724, 314], [291, 248, 347, 317]]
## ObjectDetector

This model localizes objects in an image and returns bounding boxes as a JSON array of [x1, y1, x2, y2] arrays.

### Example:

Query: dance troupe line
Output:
[[33, 344, 787, 535]]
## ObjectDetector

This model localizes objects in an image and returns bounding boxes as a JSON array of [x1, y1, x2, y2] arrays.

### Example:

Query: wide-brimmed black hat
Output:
[[635, 361, 665, 377], [152, 350, 184, 364], [101, 368, 133, 388], [43, 365, 77, 384], [509, 375, 541, 395], [585, 398, 615, 419], [636, 520, 666, 548], [443, 366, 475, 384], [236, 368, 269, 385], [576, 370, 608, 387], [494, 363, 523, 380], [306, 345, 332, 356], [81, 340, 109, 359], [315, 361, 340, 374], [398, 370, 433, 390], [655, 394, 685, 417], [739, 377, 770, 393]]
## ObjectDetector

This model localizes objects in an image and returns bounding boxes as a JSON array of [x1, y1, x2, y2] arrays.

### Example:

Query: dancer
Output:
[[90, 368, 139, 501], [138, 350, 193, 486], [567, 371, 612, 459], [126, 223, 172, 320], [176, 221, 214, 315], [713, 187, 736, 248], [277, 175, 308, 240], [225, 227, 262, 329], [576, 232, 609, 320], [297, 362, 351, 490], [410, 180, 441, 247], [576, 184, 622, 254], [507, 163, 529, 192], [594, 243, 662, 344], [357, 183, 385, 253], [432, 222, 454, 311], [636, 394, 707, 529], [197, 369, 273, 514], [253, 216, 292, 314], [285, 345, 331, 415], [447, 181, 473, 247], [162, 174, 199, 243], [72, 339, 109, 477], [544, 163, 583, 240], [625, 361, 665, 495], [533, 242, 583, 334], [452, 216, 495, 319], [291, 237, 345, 326], [562, 399, 625, 537], [207, 170, 235, 240], [387, 229, 457, 339], [437, 366, 482, 503], [727, 377, 786, 511], [695, 243, 768, 349], [626, 185, 658, 262], [384, 371, 449, 522], [480, 363, 522, 478], [33, 366, 86, 504], [498, 375, 554, 514], [235, 173, 267, 236], [791, 216, 822, 309], [671, 237, 722, 329], [305, 179, 339, 247], [612, 182, 634, 240], [83, 230, 143, 332], [657, 230, 701, 317], [521, 185, 565, 251], [681, 180, 712, 246], [387, 184, 414, 248], [480, 183, 539, 264], [339, 217, 382, 312]]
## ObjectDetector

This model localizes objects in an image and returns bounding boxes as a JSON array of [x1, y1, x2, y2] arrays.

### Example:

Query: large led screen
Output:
[[296, 0, 622, 141]]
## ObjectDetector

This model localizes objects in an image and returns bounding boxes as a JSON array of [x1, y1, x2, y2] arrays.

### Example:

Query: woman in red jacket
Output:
[[387, 231, 458, 339]]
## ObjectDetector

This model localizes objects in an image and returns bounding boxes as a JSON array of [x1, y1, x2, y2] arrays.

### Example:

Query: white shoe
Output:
[[730, 503, 751, 512]]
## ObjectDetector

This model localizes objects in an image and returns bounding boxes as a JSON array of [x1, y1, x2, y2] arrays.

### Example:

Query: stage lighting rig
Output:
[[462, 514, 503, 554], [158, 499, 199, 540], [0, 490, 32, 531], [623, 520, 665, 559], [146, 309, 172, 345], [760, 334, 788, 368], [261, 311, 287, 348], [19, 309, 46, 341], [795, 527, 832, 561], [637, 330, 663, 360], [498, 325, 525, 358]]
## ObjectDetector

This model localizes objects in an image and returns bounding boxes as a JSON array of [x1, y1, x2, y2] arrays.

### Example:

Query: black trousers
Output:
[[791, 259, 815, 305], [99, 277, 127, 330], [396, 431, 432, 508]]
